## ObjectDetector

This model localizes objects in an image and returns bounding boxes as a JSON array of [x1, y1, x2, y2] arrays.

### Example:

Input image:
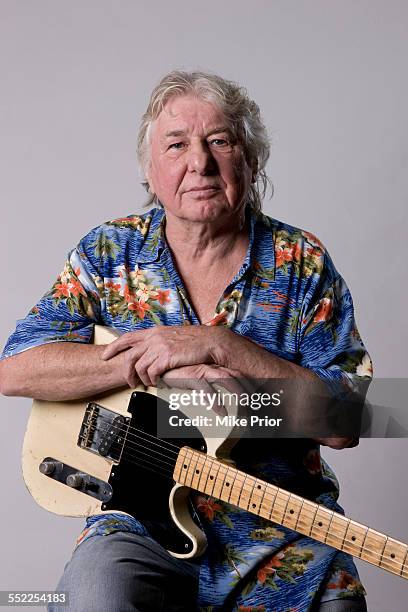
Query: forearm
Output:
[[218, 331, 318, 381], [0, 343, 128, 401], [217, 333, 356, 449]]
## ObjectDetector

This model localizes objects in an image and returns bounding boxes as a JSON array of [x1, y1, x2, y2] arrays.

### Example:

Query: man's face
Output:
[[146, 95, 254, 224]]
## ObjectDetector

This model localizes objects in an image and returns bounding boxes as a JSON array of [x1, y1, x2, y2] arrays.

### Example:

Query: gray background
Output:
[[1, 1, 407, 609]]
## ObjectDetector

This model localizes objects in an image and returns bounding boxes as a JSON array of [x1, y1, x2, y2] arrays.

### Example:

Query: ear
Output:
[[145, 164, 155, 194]]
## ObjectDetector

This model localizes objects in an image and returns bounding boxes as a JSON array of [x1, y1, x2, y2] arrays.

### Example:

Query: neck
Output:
[[174, 447, 408, 580], [163, 209, 248, 266]]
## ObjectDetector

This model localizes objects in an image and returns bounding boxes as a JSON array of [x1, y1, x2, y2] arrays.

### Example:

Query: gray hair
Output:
[[137, 70, 271, 214]]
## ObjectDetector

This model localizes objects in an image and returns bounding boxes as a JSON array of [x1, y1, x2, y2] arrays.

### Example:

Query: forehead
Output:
[[153, 95, 229, 138]]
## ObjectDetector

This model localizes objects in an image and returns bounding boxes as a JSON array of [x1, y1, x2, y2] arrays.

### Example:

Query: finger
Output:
[[122, 346, 148, 387], [207, 368, 246, 396], [133, 351, 164, 387], [162, 368, 215, 398], [126, 367, 140, 390], [135, 362, 154, 388], [101, 331, 144, 360]]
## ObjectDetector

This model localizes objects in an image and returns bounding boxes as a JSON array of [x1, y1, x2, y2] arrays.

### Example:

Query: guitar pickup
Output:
[[78, 403, 130, 462], [98, 415, 127, 457]]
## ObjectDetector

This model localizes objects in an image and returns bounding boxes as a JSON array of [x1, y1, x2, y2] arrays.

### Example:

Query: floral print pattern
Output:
[[105, 264, 171, 324], [2, 207, 372, 611]]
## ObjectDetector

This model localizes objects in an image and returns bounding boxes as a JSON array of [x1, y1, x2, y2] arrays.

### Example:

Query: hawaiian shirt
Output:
[[2, 207, 373, 611]]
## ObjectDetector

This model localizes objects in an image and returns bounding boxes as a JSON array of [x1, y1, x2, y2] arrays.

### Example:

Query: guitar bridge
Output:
[[78, 402, 130, 462]]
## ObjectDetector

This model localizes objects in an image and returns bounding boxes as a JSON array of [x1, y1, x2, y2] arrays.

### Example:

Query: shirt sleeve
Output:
[[1, 246, 102, 359], [297, 250, 373, 399]]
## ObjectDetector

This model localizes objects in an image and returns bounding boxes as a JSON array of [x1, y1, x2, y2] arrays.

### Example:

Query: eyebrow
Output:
[[163, 126, 232, 139]]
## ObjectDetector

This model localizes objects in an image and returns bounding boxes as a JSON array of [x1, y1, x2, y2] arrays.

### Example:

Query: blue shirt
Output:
[[2, 207, 372, 611]]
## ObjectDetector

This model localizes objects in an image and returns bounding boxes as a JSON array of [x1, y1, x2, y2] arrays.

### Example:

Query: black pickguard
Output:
[[102, 391, 206, 555]]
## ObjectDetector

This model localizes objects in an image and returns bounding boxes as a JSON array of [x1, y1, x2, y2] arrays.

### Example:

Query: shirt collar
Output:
[[250, 212, 276, 281], [136, 207, 167, 264], [136, 206, 276, 281]]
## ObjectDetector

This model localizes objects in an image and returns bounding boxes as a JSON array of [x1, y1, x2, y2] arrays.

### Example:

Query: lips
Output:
[[186, 186, 220, 193]]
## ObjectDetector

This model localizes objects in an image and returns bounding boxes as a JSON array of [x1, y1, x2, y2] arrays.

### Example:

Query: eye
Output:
[[168, 142, 185, 150], [209, 138, 229, 147]]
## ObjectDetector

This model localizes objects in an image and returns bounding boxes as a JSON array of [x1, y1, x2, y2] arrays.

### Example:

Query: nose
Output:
[[187, 140, 217, 175]]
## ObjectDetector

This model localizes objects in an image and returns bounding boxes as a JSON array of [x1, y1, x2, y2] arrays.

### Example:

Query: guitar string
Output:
[[77, 428, 180, 464], [110, 447, 407, 576], [81, 421, 181, 455], [79, 402, 407, 571], [105, 441, 407, 574], [76, 421, 408, 573], [84, 417, 223, 456], [111, 449, 175, 480], [178, 452, 408, 574], [78, 423, 408, 574]]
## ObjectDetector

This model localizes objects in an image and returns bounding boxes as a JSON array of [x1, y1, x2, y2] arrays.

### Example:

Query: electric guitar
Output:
[[22, 326, 408, 581]]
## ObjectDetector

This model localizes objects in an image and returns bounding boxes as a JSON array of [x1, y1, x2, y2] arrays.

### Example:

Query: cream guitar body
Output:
[[22, 327, 408, 580]]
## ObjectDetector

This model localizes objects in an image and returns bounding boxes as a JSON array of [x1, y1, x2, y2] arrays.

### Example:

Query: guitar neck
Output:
[[174, 447, 408, 579]]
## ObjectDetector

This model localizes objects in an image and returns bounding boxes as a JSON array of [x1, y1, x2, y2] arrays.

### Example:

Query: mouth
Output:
[[185, 186, 220, 196]]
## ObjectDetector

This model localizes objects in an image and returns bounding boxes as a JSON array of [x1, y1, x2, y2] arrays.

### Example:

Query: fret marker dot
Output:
[[391, 553, 395, 559], [351, 536, 356, 541], [183, 465, 187, 469], [209, 475, 214, 480], [195, 469, 200, 474], [289, 509, 294, 514], [252, 503, 256, 508], [257, 485, 261, 489], [318, 522, 323, 527]]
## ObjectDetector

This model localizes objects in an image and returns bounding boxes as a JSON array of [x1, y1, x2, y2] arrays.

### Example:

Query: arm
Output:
[[100, 324, 362, 449], [212, 331, 359, 449], [0, 241, 131, 400], [0, 343, 128, 401]]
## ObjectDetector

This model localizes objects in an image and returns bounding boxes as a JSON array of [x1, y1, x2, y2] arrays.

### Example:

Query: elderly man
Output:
[[0, 71, 371, 611]]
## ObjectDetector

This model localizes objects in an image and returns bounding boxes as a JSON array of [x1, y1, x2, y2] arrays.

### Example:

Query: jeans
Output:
[[48, 531, 367, 612]]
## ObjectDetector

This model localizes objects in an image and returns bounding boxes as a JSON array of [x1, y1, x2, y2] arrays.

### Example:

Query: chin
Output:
[[187, 201, 231, 222]]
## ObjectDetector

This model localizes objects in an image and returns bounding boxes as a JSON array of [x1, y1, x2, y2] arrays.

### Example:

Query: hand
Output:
[[161, 363, 246, 416], [101, 325, 226, 387]]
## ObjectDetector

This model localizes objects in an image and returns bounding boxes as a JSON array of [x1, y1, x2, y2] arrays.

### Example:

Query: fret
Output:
[[325, 513, 348, 548], [291, 499, 317, 537], [294, 498, 305, 531], [256, 480, 270, 518], [259, 484, 277, 521], [324, 510, 335, 544], [189, 453, 205, 490], [401, 546, 408, 577], [173, 449, 408, 581], [245, 475, 259, 512], [203, 457, 222, 497], [201, 456, 214, 495], [173, 447, 188, 484], [228, 471, 245, 506], [309, 506, 333, 542], [270, 489, 290, 523], [381, 537, 408, 576], [235, 473, 254, 511], [197, 456, 214, 492], [360, 528, 387, 566], [360, 525, 369, 557], [298, 500, 318, 536], [282, 493, 304, 530], [342, 520, 368, 556], [176, 448, 194, 486], [237, 474, 250, 509], [187, 451, 202, 489], [211, 462, 229, 499], [220, 466, 239, 503]]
